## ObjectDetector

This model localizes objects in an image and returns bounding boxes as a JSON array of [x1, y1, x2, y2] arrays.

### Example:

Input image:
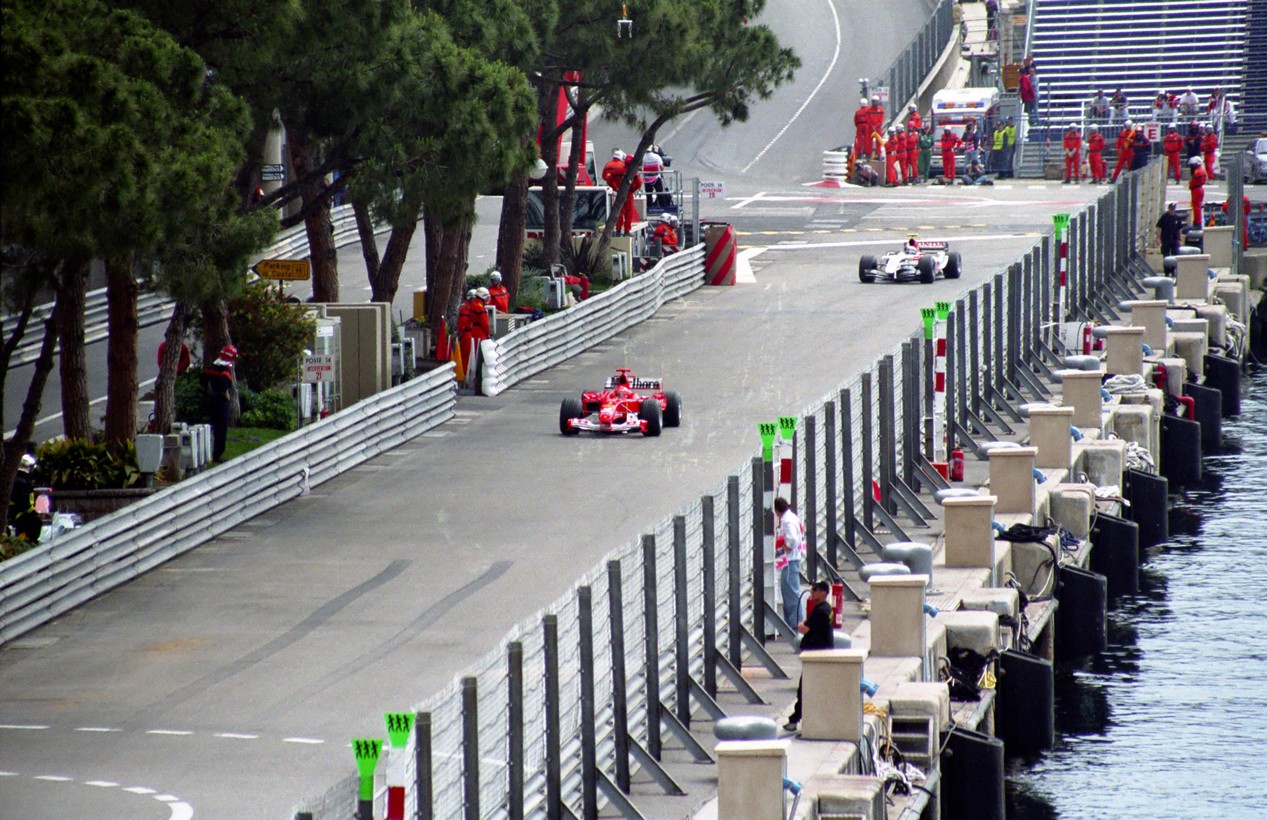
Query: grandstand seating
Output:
[[1014, 0, 1255, 175]]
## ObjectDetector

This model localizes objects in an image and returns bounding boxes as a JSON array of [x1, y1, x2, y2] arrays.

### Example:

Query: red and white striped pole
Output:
[[775, 416, 796, 622], [1053, 213, 1070, 327], [934, 301, 950, 462]]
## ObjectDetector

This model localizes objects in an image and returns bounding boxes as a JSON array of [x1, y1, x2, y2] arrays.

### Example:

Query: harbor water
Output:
[[1007, 365, 1267, 818]]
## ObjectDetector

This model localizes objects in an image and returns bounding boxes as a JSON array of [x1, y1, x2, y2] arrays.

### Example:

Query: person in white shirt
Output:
[[774, 496, 805, 625]]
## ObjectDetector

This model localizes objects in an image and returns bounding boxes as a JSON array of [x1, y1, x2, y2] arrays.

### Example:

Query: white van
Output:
[[929, 87, 1003, 174]]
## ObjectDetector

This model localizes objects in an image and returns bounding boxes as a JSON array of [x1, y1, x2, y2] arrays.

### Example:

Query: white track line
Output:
[[741, 0, 842, 174]]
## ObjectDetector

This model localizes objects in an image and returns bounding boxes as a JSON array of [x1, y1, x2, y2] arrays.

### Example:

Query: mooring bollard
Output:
[[1027, 406, 1075, 470], [988, 447, 1038, 516], [801, 649, 866, 741], [868, 575, 930, 659]]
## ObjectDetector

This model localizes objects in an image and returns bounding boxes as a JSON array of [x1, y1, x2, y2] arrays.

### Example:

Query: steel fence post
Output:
[[993, 273, 1006, 392], [508, 643, 524, 820], [982, 280, 994, 395], [414, 712, 432, 820], [840, 389, 857, 548], [804, 416, 818, 580], [751, 457, 767, 644], [544, 614, 562, 820], [673, 516, 690, 727], [642, 533, 662, 757], [878, 357, 895, 516], [901, 344, 915, 487], [727, 476, 742, 668], [702, 495, 718, 697], [969, 293, 981, 414], [1022, 252, 1033, 359], [578, 586, 597, 820], [955, 300, 969, 423], [860, 373, 875, 530], [462, 677, 480, 820], [607, 561, 631, 791], [945, 310, 958, 452], [824, 402, 839, 569]]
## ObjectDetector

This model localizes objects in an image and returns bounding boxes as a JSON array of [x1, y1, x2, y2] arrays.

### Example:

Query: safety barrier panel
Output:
[[0, 364, 456, 645], [3, 205, 370, 367], [479, 245, 705, 396], [292, 162, 1164, 820]]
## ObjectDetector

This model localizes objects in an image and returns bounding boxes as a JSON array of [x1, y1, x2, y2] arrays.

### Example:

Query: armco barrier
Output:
[[3, 205, 372, 367], [293, 163, 1163, 820], [0, 364, 456, 645], [480, 244, 705, 396]]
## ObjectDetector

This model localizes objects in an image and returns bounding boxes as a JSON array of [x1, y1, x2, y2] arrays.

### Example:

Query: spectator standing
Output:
[[853, 98, 872, 158], [1112, 120, 1136, 182], [1222, 195, 1251, 249], [1163, 125, 1184, 183], [962, 120, 982, 168], [1156, 201, 1185, 257], [8, 453, 41, 542], [990, 120, 1007, 173], [200, 345, 237, 463], [1153, 90, 1178, 123], [940, 127, 963, 182], [1110, 89, 1128, 125], [1201, 126, 1219, 178], [1086, 124, 1107, 183], [1089, 90, 1110, 123], [1189, 157, 1207, 224], [1019, 68, 1038, 124], [918, 123, 936, 181], [487, 271, 510, 313], [1063, 124, 1082, 183], [773, 497, 805, 628], [906, 104, 922, 133], [782, 581, 834, 733]]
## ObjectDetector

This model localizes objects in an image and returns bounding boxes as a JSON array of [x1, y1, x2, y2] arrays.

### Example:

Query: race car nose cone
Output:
[[599, 407, 616, 423]]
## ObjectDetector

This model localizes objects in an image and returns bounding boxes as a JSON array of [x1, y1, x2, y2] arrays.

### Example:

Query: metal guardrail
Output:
[[479, 245, 706, 396], [878, 0, 955, 121], [2, 205, 366, 367], [291, 164, 1160, 820], [0, 364, 456, 644]]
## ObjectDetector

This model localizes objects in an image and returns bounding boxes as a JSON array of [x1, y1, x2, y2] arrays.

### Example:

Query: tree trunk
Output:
[[538, 85, 562, 270], [58, 259, 91, 440], [372, 202, 421, 304], [103, 256, 139, 446], [0, 293, 65, 533], [200, 299, 239, 423], [152, 303, 188, 435], [496, 174, 528, 306], [0, 272, 40, 433], [423, 216, 471, 342], [352, 197, 381, 291], [559, 113, 586, 249], [288, 127, 339, 301]]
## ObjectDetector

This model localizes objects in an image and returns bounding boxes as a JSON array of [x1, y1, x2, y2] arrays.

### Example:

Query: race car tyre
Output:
[[945, 251, 962, 279], [639, 399, 663, 437], [663, 390, 682, 427], [859, 255, 877, 283], [917, 256, 936, 284], [559, 397, 584, 435]]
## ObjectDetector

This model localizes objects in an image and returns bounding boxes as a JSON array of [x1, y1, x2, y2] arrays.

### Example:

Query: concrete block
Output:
[[1076, 438, 1126, 487], [1203, 225, 1233, 268], [959, 587, 1020, 621], [812, 775, 886, 820], [1122, 300, 1169, 351], [1213, 282, 1247, 324], [1174, 254, 1211, 301], [1103, 326, 1145, 376], [1170, 331, 1208, 378], [716, 740, 788, 819], [1193, 304, 1228, 349], [889, 681, 952, 729], [1158, 357, 1187, 398], [943, 495, 997, 569], [1242, 250, 1267, 290], [993, 540, 1013, 586], [1010, 540, 1058, 599], [801, 649, 865, 742], [1106, 405, 1154, 459], [989, 447, 1037, 516], [939, 610, 1000, 656], [869, 576, 928, 658], [1028, 406, 1075, 470], [1049, 483, 1096, 539], [1059, 369, 1106, 429]]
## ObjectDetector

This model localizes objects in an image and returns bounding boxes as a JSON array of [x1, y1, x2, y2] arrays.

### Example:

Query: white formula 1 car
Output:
[[859, 238, 962, 284]]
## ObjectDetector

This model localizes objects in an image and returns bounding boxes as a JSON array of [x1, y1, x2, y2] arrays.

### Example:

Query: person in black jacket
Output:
[[784, 581, 835, 731], [200, 345, 238, 463]]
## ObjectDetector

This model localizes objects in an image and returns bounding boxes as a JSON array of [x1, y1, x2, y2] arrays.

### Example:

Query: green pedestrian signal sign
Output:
[[935, 301, 951, 321], [384, 712, 414, 749], [759, 422, 777, 462], [778, 416, 797, 440], [353, 738, 383, 799], [920, 307, 936, 339]]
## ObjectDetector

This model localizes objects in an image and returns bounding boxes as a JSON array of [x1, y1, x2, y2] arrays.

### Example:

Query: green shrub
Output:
[[174, 368, 211, 424], [33, 439, 140, 491], [1, 533, 38, 561], [240, 388, 296, 430], [226, 278, 316, 391]]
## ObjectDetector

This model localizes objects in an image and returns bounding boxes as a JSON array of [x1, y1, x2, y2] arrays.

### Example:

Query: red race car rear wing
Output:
[[604, 376, 663, 390], [915, 240, 948, 251]]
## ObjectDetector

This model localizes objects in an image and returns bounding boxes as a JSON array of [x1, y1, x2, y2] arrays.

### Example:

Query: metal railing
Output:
[[292, 162, 1166, 820], [2, 205, 369, 367], [479, 245, 706, 396], [0, 364, 457, 644]]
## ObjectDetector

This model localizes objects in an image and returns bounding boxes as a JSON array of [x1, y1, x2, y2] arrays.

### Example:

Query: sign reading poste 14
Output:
[[301, 355, 335, 383], [699, 180, 726, 199]]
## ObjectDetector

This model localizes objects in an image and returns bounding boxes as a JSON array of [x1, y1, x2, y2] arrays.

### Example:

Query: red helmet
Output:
[[220, 344, 239, 361]]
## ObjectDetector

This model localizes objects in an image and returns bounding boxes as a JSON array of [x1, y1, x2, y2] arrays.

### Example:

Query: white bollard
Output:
[[1027, 406, 1075, 471], [802, 649, 866, 741], [943, 495, 998, 569]]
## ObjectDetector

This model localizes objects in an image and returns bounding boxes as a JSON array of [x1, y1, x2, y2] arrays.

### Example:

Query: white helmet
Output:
[[1190, 156, 1203, 166], [466, 288, 477, 300], [860, 98, 868, 107], [489, 270, 502, 283], [1124, 119, 1133, 128], [475, 287, 490, 301], [613, 149, 626, 160], [19, 453, 36, 472], [1089, 123, 1099, 131]]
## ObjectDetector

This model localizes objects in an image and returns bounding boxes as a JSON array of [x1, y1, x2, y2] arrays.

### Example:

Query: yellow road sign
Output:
[[256, 259, 310, 281]]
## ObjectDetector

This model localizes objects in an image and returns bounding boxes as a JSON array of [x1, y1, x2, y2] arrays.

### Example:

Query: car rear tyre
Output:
[[559, 397, 583, 435], [945, 251, 962, 279], [917, 256, 936, 284], [663, 391, 682, 427], [859, 255, 877, 283], [639, 399, 662, 437]]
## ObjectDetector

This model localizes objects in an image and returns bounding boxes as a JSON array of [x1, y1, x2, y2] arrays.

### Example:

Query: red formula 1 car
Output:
[[559, 368, 682, 437]]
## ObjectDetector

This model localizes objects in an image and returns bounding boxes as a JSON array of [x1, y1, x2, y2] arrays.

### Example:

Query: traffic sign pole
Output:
[[1052, 213, 1070, 327], [384, 713, 414, 820]]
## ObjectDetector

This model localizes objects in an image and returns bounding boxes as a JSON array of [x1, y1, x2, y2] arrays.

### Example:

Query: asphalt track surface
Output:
[[0, 1, 1112, 816]]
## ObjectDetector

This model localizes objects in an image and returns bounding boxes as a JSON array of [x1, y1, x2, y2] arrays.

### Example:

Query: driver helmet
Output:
[[905, 234, 919, 252], [475, 287, 490, 301], [489, 270, 502, 283]]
